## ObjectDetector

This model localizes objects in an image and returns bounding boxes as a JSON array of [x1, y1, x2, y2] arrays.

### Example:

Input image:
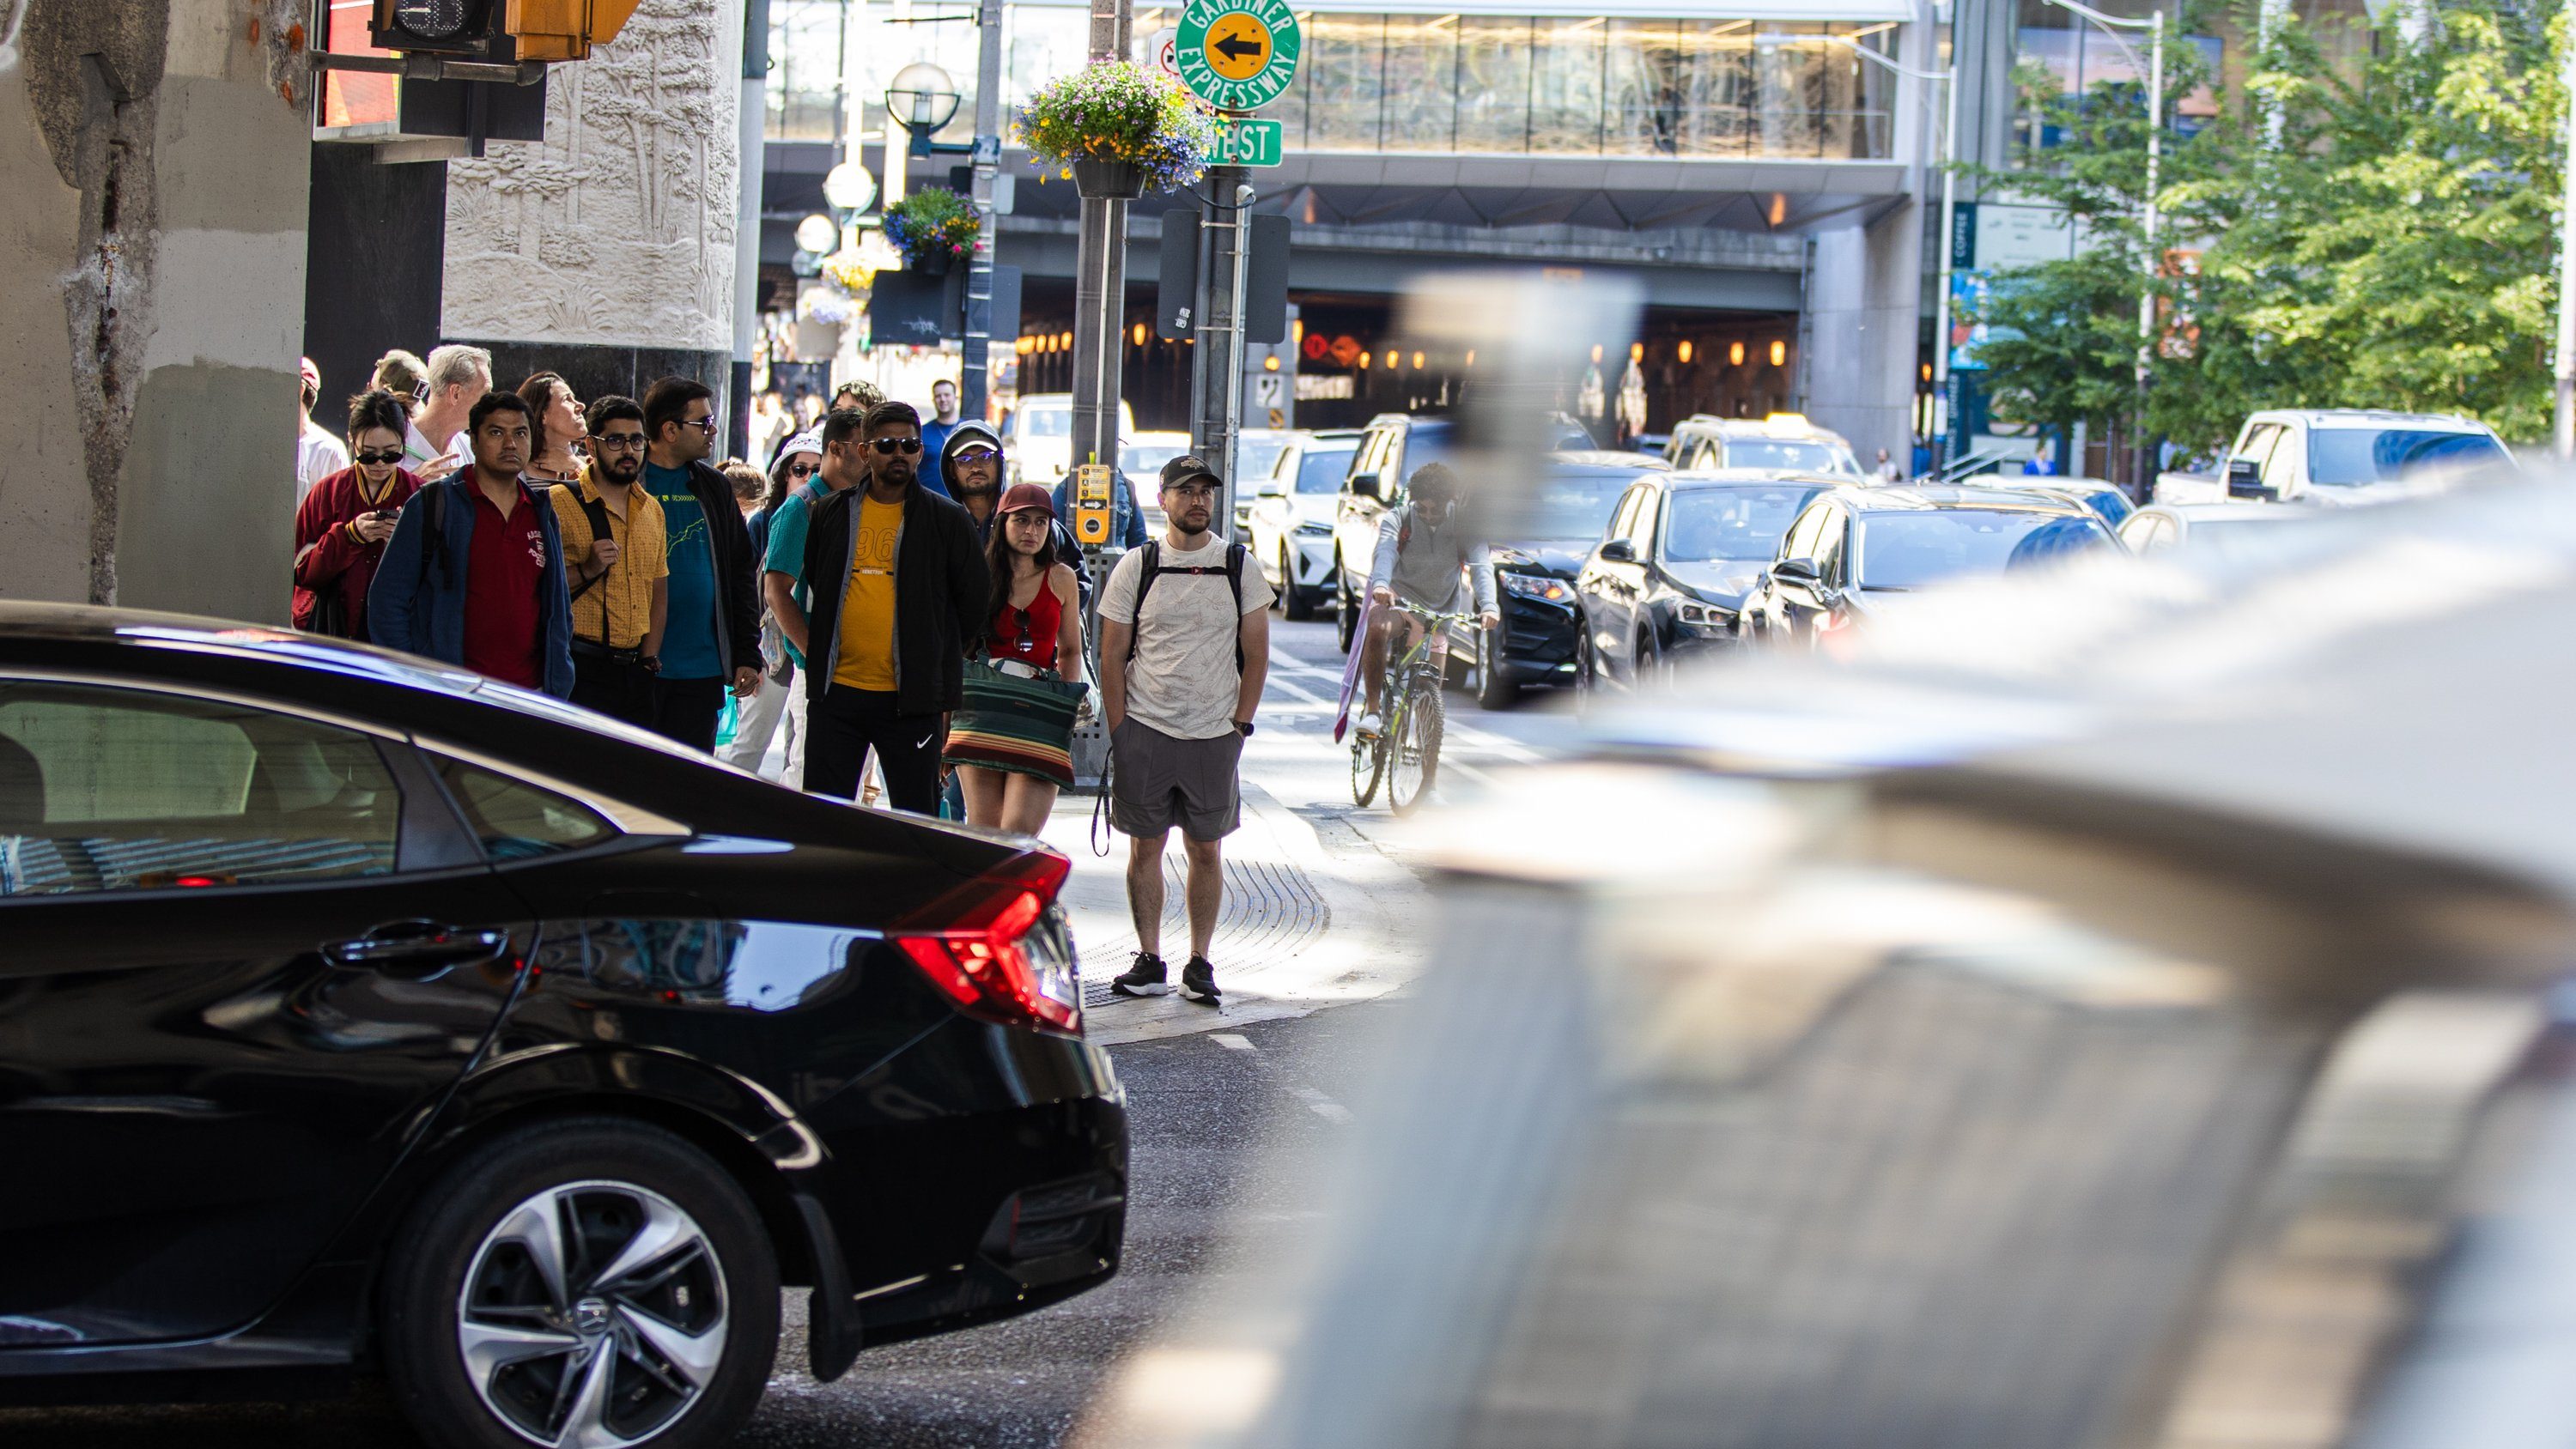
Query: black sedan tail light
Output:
[[892, 852, 1083, 1036]]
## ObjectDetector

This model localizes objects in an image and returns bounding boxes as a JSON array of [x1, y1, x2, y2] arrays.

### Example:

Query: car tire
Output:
[[380, 1116, 781, 1449], [1282, 546, 1316, 621], [1475, 625, 1517, 711]]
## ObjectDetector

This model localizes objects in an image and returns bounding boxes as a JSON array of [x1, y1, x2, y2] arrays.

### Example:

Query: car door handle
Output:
[[324, 921, 511, 972]]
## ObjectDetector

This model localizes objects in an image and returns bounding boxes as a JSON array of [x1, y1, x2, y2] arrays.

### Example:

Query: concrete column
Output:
[[3, 0, 313, 621], [440, 0, 746, 416], [1803, 202, 1923, 470]]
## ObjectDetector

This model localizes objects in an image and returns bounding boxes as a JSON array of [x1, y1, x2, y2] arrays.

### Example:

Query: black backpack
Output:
[[1125, 539, 1248, 674]]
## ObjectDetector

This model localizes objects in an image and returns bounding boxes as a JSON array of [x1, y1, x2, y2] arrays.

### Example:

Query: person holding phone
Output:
[[292, 389, 422, 640]]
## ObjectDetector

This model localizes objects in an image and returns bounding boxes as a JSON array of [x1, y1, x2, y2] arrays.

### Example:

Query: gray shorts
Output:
[[1109, 718, 1244, 840]]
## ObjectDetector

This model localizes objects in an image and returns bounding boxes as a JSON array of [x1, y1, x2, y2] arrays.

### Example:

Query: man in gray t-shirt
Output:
[[1097, 455, 1274, 1006], [1358, 462, 1498, 736]]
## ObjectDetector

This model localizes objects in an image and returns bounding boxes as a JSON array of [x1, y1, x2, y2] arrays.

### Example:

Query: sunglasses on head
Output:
[[870, 437, 923, 455], [353, 448, 404, 466]]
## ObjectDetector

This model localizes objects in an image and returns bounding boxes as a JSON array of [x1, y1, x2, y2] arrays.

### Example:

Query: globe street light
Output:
[[794, 213, 841, 255], [885, 62, 963, 155], [823, 161, 878, 215]]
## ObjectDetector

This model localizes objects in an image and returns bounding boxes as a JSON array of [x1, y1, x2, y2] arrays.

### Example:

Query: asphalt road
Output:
[[1, 609, 1561, 1447]]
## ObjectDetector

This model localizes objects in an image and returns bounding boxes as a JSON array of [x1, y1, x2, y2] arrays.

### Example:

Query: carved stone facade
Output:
[[441, 0, 744, 374]]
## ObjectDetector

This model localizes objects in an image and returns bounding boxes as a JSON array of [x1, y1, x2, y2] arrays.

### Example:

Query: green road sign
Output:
[[1212, 117, 1284, 167], [1176, 0, 1301, 112]]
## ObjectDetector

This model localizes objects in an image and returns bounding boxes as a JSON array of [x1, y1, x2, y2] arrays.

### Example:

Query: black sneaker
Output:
[[1110, 952, 1171, 997], [1181, 956, 1221, 1005]]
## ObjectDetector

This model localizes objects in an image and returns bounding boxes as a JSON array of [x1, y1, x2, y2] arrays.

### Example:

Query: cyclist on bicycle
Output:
[[1355, 461, 1498, 739]]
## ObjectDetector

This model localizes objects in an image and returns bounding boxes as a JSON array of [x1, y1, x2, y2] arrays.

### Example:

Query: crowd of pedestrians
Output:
[[286, 357, 1269, 1006]]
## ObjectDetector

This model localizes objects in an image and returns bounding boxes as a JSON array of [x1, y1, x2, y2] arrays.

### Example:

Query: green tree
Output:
[[2184, 0, 2564, 441]]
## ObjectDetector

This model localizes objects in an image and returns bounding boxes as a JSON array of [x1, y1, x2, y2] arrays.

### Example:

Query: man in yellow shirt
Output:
[[774, 402, 987, 812], [551, 395, 671, 726]]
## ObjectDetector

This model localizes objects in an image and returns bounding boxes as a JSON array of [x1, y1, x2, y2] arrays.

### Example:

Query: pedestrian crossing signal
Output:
[[1073, 464, 1114, 546]]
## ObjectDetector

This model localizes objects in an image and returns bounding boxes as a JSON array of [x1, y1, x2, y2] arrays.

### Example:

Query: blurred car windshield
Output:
[[1728, 439, 1853, 474], [1020, 408, 1070, 437], [2070, 487, 2135, 527], [1239, 436, 1288, 482], [1296, 446, 1356, 493], [1858, 509, 2113, 590], [1664, 485, 1825, 562], [1124, 443, 1188, 476], [1527, 469, 1638, 539], [2307, 427, 2506, 486]]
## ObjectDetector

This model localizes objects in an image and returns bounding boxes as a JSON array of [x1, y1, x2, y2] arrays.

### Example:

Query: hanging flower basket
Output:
[[1018, 59, 1217, 199], [880, 187, 979, 274]]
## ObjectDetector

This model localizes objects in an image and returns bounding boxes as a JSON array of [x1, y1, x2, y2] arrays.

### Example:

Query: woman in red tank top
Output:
[[946, 484, 1086, 831]]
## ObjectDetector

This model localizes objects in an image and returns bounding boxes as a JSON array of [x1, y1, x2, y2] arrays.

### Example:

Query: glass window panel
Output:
[[767, 0, 848, 143], [0, 686, 400, 895], [1382, 14, 1460, 153], [1529, 16, 1605, 154], [1005, 6, 1088, 109], [1455, 16, 1532, 154], [1604, 19, 1679, 156], [1677, 19, 1754, 157], [1306, 13, 1385, 151], [1754, 21, 1824, 159], [436, 759, 617, 864]]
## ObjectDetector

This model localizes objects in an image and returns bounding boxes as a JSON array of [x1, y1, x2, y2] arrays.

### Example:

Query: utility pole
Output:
[[1189, 168, 1253, 538], [1070, 0, 1133, 499], [962, 0, 1003, 421], [2555, 25, 2576, 457], [2133, 9, 2164, 491], [731, 0, 770, 459]]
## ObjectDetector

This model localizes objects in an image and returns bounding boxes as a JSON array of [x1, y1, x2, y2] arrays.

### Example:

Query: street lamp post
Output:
[[2037, 0, 2165, 487]]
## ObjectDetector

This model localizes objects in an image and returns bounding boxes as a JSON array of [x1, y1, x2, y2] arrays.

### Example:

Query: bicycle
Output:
[[1351, 603, 1479, 815]]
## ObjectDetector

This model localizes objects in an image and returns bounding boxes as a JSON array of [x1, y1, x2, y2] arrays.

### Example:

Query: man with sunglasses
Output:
[[637, 378, 763, 750], [549, 395, 670, 726], [793, 401, 988, 813]]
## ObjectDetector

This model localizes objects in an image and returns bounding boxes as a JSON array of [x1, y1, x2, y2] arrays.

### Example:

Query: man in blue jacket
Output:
[[368, 391, 575, 698]]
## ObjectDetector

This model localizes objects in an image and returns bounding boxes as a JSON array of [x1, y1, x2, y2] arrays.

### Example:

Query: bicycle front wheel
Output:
[[1387, 676, 1444, 815], [1350, 725, 1384, 808]]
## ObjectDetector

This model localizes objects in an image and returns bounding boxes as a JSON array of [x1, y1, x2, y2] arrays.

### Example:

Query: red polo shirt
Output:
[[461, 481, 547, 689]]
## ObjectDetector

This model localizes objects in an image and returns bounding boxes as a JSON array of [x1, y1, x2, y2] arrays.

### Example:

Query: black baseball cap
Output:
[[1159, 454, 1222, 491]]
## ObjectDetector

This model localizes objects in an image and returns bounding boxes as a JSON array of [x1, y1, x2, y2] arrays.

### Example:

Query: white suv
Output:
[[2154, 409, 2512, 507], [1005, 393, 1134, 488], [1247, 430, 1363, 620], [1666, 413, 1864, 478]]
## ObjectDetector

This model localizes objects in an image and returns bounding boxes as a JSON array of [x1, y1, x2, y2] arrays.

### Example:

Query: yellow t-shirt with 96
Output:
[[831, 494, 903, 690]]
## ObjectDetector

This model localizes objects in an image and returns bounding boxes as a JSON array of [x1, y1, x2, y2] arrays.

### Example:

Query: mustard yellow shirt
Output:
[[831, 494, 903, 690], [550, 470, 669, 650]]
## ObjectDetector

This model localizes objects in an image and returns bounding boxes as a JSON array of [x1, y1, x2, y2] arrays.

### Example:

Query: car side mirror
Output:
[[1771, 556, 1822, 587], [1596, 538, 1637, 563], [1349, 472, 1382, 501], [1257, 478, 1285, 497], [2226, 458, 2273, 500]]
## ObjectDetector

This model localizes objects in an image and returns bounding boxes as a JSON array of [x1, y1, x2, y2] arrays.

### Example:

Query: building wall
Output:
[[440, 0, 745, 411], [2, 0, 311, 622], [1804, 201, 1922, 468]]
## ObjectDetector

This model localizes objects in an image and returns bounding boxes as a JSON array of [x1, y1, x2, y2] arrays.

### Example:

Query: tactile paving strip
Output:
[[1062, 853, 1331, 1006]]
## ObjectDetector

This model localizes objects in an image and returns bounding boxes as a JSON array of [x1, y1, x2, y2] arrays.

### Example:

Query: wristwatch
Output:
[[1235, 720, 1255, 737]]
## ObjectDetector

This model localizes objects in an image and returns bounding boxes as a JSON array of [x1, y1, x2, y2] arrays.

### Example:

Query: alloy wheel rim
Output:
[[457, 1180, 729, 1448]]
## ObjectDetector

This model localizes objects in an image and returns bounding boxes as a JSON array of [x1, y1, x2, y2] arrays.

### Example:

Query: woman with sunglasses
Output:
[[516, 370, 589, 485], [945, 483, 1087, 832], [720, 431, 829, 778], [291, 388, 422, 639]]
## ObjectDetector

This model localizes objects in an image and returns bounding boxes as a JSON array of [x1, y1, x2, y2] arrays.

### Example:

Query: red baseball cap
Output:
[[998, 482, 1055, 517]]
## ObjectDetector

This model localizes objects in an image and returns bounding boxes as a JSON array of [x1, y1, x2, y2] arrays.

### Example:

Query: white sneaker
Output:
[[1355, 709, 1384, 739]]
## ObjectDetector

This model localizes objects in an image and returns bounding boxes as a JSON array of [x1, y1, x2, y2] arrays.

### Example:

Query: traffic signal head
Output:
[[371, 0, 507, 56], [506, 0, 642, 62]]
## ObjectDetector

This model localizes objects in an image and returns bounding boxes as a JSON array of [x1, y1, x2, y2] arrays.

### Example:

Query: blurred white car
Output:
[[2154, 409, 2512, 507], [1247, 430, 1364, 620], [2119, 500, 2315, 555], [1005, 393, 1133, 488]]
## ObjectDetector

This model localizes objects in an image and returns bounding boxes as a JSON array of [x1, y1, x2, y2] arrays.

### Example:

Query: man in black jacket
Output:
[[636, 377, 763, 749], [785, 401, 987, 811]]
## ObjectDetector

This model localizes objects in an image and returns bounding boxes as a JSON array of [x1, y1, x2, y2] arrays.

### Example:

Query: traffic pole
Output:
[[2555, 20, 2576, 458], [1189, 163, 1253, 540], [1071, 0, 1133, 503], [963, 0, 1004, 422]]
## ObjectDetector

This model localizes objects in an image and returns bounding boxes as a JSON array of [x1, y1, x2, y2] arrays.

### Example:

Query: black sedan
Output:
[[0, 604, 1124, 1447], [1455, 451, 1668, 708], [1738, 485, 2117, 651], [1573, 470, 1835, 695]]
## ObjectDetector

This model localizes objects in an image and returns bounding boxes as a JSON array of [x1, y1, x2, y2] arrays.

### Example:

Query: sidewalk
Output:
[[1036, 761, 1429, 1047]]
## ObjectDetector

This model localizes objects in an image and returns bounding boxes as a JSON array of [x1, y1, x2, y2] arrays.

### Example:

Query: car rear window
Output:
[[1728, 439, 1850, 474], [1665, 485, 1828, 561], [2307, 427, 2507, 486], [1857, 510, 2113, 590]]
